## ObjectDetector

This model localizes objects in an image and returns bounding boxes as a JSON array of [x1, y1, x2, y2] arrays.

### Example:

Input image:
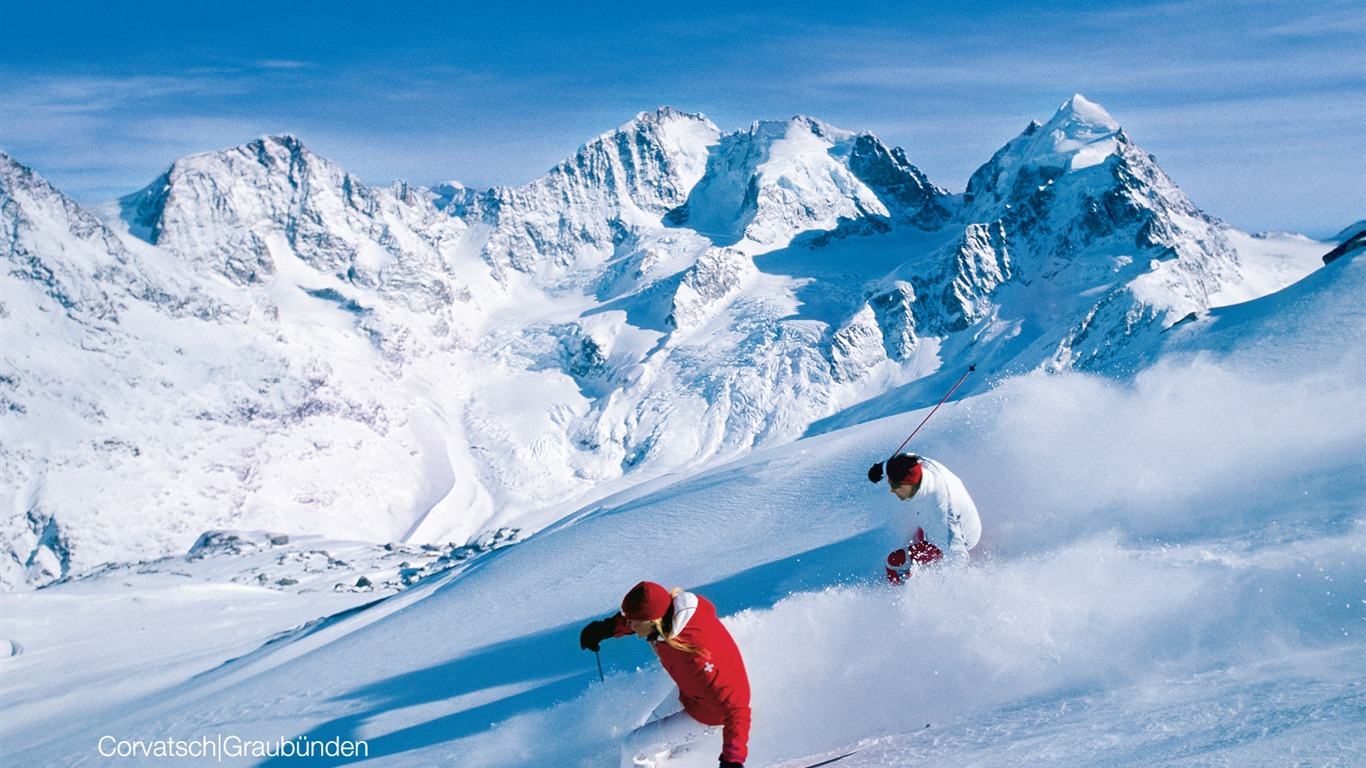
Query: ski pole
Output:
[[869, 365, 975, 482], [892, 364, 975, 456], [594, 649, 604, 682]]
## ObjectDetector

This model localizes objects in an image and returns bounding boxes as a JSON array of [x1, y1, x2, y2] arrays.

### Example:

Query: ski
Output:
[[794, 750, 858, 767]]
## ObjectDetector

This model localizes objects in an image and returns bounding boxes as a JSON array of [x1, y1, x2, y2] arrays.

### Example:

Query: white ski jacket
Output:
[[895, 457, 981, 559]]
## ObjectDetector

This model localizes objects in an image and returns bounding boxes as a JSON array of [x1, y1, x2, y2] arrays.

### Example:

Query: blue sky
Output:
[[2, 0, 1362, 237]]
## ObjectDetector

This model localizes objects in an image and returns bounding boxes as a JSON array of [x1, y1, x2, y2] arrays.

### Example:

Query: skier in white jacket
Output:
[[875, 452, 981, 583]]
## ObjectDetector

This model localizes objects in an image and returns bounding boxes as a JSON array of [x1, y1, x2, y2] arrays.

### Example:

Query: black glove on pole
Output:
[[579, 617, 616, 652], [580, 617, 615, 682]]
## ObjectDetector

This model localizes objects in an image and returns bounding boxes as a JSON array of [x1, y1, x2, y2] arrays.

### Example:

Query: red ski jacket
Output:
[[613, 591, 752, 763]]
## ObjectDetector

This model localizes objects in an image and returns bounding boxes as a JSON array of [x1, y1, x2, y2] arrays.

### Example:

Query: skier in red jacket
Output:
[[580, 581, 751, 768]]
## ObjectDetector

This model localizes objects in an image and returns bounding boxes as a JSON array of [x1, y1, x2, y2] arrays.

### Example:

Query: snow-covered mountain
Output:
[[2, 234, 1360, 768], [6, 152, 464, 591], [936, 94, 1247, 369], [0, 97, 1334, 590]]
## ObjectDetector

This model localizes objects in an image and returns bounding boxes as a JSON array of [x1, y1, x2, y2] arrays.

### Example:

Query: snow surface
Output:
[[2, 252, 1362, 767]]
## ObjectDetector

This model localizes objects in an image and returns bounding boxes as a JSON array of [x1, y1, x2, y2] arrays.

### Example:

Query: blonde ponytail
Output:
[[652, 587, 702, 654]]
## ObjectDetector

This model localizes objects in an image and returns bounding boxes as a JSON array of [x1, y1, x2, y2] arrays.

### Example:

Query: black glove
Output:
[[720, 761, 744, 768], [868, 461, 884, 483], [579, 617, 616, 652]]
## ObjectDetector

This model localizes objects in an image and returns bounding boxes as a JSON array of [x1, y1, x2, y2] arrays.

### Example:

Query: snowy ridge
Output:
[[664, 115, 950, 250], [465, 107, 720, 279], [120, 134, 474, 333], [922, 95, 1248, 372]]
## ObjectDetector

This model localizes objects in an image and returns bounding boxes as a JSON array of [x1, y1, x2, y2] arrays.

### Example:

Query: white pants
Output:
[[620, 689, 719, 768]]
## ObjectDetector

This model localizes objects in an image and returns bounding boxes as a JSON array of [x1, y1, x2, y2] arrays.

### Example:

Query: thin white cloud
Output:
[[0, 71, 285, 200], [254, 60, 317, 70], [1259, 5, 1366, 37]]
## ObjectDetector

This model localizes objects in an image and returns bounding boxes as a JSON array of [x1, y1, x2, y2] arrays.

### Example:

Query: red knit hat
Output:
[[887, 453, 923, 486], [621, 581, 671, 621]]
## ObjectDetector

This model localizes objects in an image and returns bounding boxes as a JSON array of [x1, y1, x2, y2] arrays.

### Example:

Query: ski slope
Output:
[[3, 249, 1364, 766]]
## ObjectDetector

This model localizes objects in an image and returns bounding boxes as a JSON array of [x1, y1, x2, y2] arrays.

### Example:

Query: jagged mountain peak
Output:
[[618, 106, 714, 132], [2, 150, 32, 183], [1038, 93, 1125, 170], [162, 133, 327, 181], [745, 114, 854, 143], [2, 152, 90, 225], [117, 134, 374, 284], [900, 94, 1260, 373], [257, 132, 306, 150], [112, 133, 476, 333], [1, 153, 230, 326], [1012, 94, 1122, 158], [467, 108, 721, 277], [472, 108, 950, 277], [957, 94, 1221, 270], [243, 132, 308, 155], [3, 153, 150, 323], [560, 107, 720, 178], [665, 114, 950, 248], [428, 180, 481, 215], [1051, 93, 1121, 134], [965, 93, 1131, 208], [574, 106, 719, 163], [122, 133, 355, 236]]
